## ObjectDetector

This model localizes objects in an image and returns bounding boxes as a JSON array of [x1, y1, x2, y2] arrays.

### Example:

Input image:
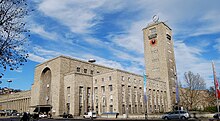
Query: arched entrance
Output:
[[39, 67, 52, 105]]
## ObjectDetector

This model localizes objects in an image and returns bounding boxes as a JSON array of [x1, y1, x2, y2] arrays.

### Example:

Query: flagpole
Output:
[[212, 61, 219, 113], [174, 67, 180, 119], [143, 73, 148, 120]]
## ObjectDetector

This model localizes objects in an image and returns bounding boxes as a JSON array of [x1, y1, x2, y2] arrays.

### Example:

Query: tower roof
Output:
[[142, 21, 172, 31]]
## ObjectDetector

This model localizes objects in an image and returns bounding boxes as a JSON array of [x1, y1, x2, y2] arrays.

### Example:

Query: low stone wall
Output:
[[101, 113, 215, 119], [193, 113, 214, 118], [102, 114, 163, 119]]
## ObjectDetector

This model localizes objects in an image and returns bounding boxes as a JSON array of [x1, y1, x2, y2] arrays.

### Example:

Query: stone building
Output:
[[142, 21, 177, 113], [30, 56, 144, 116], [0, 91, 31, 112], [0, 20, 181, 116]]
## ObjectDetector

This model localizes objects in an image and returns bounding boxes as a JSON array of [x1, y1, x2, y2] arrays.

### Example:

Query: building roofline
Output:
[[115, 69, 143, 78], [142, 21, 172, 31], [36, 55, 143, 78]]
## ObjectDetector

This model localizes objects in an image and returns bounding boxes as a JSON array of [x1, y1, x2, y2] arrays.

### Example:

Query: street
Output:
[[0, 117, 208, 121]]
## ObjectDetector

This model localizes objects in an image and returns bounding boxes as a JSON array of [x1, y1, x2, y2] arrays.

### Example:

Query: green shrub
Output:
[[204, 106, 217, 113]]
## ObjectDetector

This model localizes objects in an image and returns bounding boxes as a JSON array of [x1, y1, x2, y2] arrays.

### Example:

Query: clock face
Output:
[[150, 39, 157, 46]]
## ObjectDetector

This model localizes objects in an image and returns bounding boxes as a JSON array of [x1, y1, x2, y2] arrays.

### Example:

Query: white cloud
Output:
[[30, 24, 60, 41], [174, 41, 216, 87], [32, 46, 62, 57], [32, 0, 220, 88], [28, 53, 47, 63], [109, 20, 148, 54], [38, 0, 105, 34], [111, 49, 144, 65], [214, 38, 220, 52]]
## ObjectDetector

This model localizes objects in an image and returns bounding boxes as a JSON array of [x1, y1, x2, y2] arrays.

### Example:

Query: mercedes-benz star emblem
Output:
[[152, 15, 159, 23]]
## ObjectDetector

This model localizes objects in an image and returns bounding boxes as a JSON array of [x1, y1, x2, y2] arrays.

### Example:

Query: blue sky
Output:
[[0, 0, 220, 90]]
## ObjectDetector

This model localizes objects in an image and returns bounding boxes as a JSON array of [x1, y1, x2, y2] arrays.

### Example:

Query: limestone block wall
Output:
[[30, 57, 61, 115], [0, 91, 31, 113], [143, 22, 176, 112], [116, 70, 144, 115], [93, 70, 118, 115]]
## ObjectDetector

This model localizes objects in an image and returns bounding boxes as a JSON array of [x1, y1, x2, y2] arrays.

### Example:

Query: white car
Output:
[[83, 112, 97, 118], [162, 110, 190, 120]]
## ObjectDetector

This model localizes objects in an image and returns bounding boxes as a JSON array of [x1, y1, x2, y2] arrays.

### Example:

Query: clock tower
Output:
[[142, 19, 177, 113]]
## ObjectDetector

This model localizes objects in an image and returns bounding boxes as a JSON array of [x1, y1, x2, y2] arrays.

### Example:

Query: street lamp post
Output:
[[7, 80, 12, 115], [88, 59, 96, 120]]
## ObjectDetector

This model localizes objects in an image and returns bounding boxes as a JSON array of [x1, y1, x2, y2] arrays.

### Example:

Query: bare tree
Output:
[[206, 86, 216, 106], [180, 71, 206, 110], [0, 0, 30, 77]]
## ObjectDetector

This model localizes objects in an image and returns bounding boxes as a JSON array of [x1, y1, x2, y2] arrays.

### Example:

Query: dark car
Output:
[[0, 110, 6, 116], [62, 113, 73, 118], [213, 113, 220, 119]]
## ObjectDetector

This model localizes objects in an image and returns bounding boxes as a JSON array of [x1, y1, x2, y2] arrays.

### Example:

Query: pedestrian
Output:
[[20, 112, 29, 121], [48, 112, 52, 118]]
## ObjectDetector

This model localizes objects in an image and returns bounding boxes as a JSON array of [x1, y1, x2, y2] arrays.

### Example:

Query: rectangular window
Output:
[[109, 76, 111, 81], [110, 95, 113, 104], [90, 70, 94, 75], [109, 85, 113, 92], [79, 86, 83, 94], [109, 105, 113, 112], [122, 85, 125, 92], [150, 27, 156, 34], [168, 50, 172, 53], [110, 98, 113, 103], [101, 86, 105, 93], [94, 87, 98, 94], [96, 96, 98, 103], [95, 79, 97, 84], [169, 59, 173, 62], [77, 67, 80, 72], [121, 76, 124, 81], [87, 87, 91, 96], [79, 96, 83, 103], [67, 95, 70, 103], [102, 78, 104, 82], [166, 34, 171, 40], [67, 86, 70, 94], [128, 86, 131, 93], [84, 69, 87, 73]]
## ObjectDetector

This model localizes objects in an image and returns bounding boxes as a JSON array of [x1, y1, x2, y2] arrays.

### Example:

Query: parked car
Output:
[[83, 112, 97, 119], [162, 110, 190, 120], [11, 112, 22, 117], [0, 110, 6, 116], [62, 113, 73, 118], [213, 113, 220, 119]]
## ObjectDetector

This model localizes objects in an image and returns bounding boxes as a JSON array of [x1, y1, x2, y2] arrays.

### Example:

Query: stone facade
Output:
[[30, 56, 145, 116], [0, 91, 31, 112], [142, 21, 177, 113]]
